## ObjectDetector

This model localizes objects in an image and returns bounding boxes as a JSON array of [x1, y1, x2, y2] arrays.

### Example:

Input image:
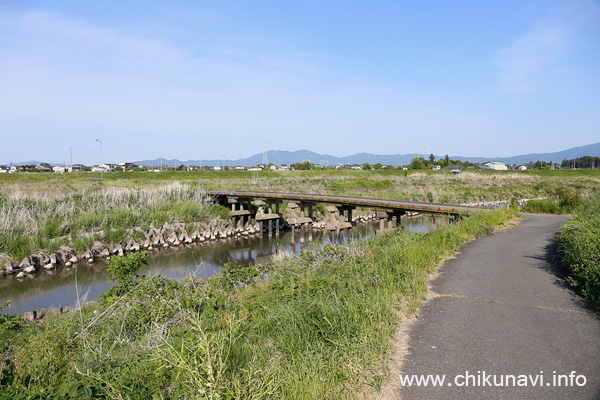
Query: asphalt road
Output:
[[400, 213, 600, 399]]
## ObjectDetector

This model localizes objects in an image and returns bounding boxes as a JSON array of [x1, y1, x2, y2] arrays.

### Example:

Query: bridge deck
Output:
[[208, 191, 477, 215]]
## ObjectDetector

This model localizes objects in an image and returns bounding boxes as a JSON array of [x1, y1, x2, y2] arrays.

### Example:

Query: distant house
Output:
[[442, 164, 466, 170], [91, 164, 114, 172], [484, 161, 508, 171], [17, 165, 35, 172], [213, 166, 222, 171], [0, 166, 7, 173], [517, 165, 527, 171], [53, 165, 67, 173], [36, 165, 52, 173], [432, 165, 441, 170]]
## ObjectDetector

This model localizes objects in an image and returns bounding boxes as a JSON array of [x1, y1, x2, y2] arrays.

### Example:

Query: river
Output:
[[0, 217, 432, 316]]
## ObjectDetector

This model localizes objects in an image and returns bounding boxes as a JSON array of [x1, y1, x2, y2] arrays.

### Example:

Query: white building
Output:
[[485, 161, 508, 171], [91, 164, 112, 172], [432, 165, 441, 170]]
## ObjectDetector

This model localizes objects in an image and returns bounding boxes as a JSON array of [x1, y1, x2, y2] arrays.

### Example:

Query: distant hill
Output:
[[134, 150, 425, 168], [454, 142, 600, 165], [7, 142, 600, 167], [134, 142, 600, 167]]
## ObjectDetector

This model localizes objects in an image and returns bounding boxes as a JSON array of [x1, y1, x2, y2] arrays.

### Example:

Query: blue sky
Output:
[[1, 0, 599, 165]]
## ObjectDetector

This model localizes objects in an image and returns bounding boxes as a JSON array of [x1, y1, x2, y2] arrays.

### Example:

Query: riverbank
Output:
[[0, 207, 516, 398], [2, 215, 426, 317], [557, 194, 600, 308]]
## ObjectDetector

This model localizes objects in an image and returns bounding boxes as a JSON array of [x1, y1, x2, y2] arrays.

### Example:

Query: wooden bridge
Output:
[[207, 190, 477, 238]]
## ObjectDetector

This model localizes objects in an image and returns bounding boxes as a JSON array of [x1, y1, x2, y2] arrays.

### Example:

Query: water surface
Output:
[[0, 217, 432, 315]]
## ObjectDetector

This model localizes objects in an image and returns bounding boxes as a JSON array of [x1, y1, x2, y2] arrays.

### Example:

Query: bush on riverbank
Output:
[[557, 195, 600, 308], [0, 208, 516, 398], [522, 192, 584, 214], [0, 182, 229, 262]]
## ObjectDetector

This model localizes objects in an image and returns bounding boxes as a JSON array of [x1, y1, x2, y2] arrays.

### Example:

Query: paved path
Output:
[[398, 213, 600, 399]]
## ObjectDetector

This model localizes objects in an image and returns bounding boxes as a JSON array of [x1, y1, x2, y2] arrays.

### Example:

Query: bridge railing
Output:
[[206, 188, 509, 209]]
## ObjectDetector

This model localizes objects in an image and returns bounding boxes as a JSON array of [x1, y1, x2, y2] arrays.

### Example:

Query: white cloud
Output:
[[495, 23, 568, 95], [494, 0, 600, 95]]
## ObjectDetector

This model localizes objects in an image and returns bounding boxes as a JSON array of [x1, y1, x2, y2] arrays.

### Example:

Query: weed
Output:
[[557, 194, 600, 307]]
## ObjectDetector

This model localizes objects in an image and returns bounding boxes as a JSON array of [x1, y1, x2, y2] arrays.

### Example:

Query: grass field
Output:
[[1, 169, 598, 266], [0, 208, 517, 399]]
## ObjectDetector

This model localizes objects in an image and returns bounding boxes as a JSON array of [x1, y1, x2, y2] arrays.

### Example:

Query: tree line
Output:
[[560, 156, 600, 169]]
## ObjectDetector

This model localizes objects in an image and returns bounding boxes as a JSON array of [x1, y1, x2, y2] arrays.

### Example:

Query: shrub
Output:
[[100, 252, 148, 303], [523, 199, 562, 214], [557, 195, 600, 307]]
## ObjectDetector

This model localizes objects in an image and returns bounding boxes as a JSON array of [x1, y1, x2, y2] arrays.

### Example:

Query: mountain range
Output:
[[7, 142, 600, 167], [134, 142, 600, 167]]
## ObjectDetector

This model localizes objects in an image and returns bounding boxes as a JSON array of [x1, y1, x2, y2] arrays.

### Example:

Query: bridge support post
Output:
[[300, 223, 305, 243], [291, 225, 295, 245], [231, 203, 237, 228], [347, 208, 353, 236], [394, 210, 405, 228], [268, 205, 273, 237], [308, 223, 313, 241]]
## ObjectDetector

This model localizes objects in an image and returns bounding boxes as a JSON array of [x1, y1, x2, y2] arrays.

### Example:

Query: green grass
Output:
[[522, 192, 585, 214], [0, 207, 517, 398], [557, 195, 600, 308], [0, 182, 231, 261]]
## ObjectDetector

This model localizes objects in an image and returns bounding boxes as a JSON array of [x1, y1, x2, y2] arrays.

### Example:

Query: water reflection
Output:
[[0, 217, 432, 315]]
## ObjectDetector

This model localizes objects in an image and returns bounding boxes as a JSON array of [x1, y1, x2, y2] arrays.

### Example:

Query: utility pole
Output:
[[424, 140, 427, 160], [69, 145, 72, 172], [262, 140, 268, 166], [95, 139, 103, 180]]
